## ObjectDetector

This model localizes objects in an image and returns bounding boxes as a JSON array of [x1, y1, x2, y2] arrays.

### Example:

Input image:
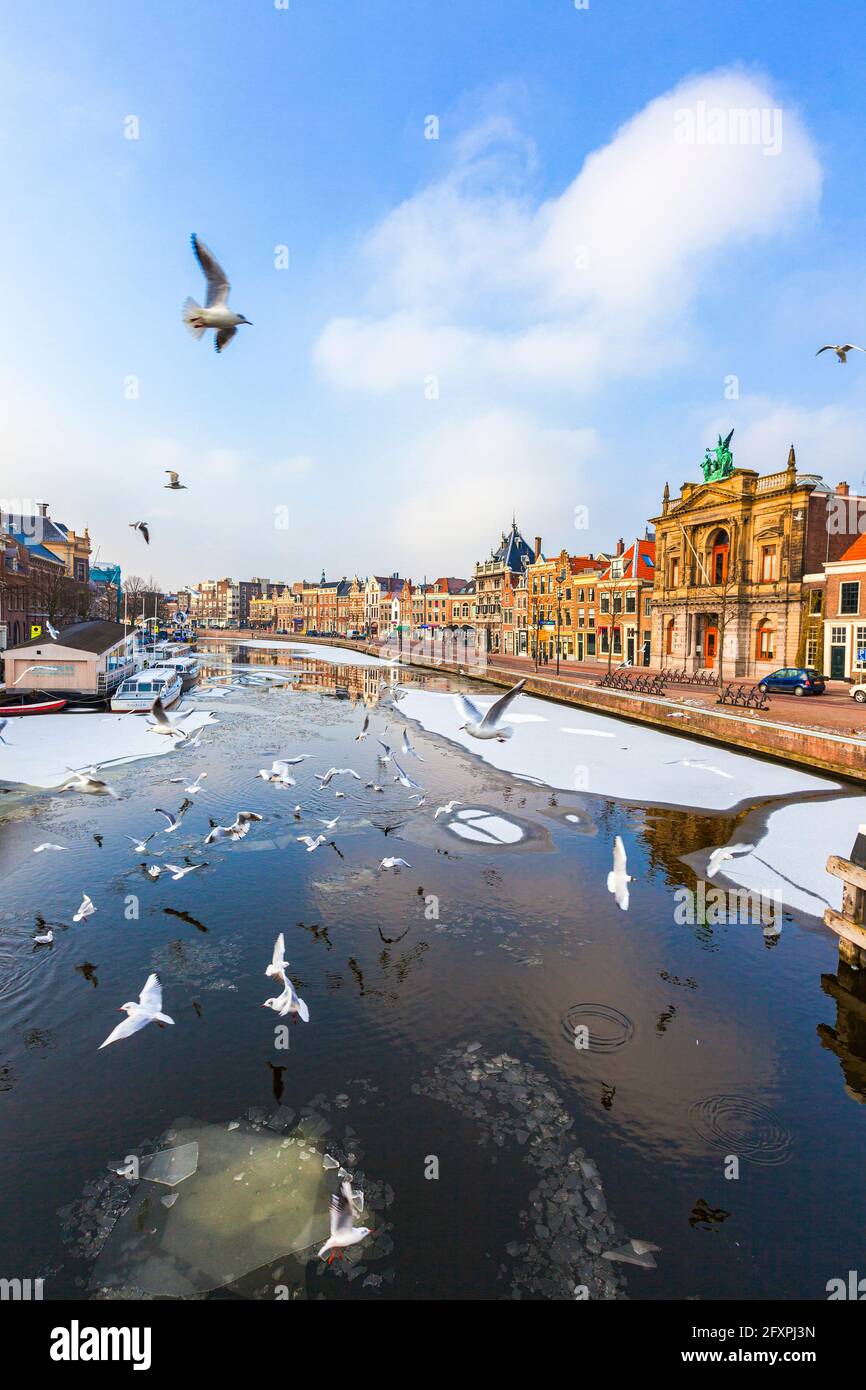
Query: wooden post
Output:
[[825, 830, 866, 968]]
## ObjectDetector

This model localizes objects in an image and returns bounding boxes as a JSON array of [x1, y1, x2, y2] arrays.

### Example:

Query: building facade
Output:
[[649, 447, 858, 679], [472, 520, 536, 653]]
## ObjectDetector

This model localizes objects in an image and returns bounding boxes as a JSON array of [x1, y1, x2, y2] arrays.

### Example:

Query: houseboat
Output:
[[110, 667, 183, 712], [2, 620, 137, 706]]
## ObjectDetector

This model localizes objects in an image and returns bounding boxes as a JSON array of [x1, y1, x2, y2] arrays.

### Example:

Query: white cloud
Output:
[[315, 69, 821, 394]]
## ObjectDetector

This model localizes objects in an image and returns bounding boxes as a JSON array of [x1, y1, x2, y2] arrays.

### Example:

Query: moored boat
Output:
[[0, 697, 67, 716], [110, 667, 183, 713]]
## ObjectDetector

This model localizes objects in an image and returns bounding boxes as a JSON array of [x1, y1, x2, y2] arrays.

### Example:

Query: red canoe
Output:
[[0, 698, 67, 716]]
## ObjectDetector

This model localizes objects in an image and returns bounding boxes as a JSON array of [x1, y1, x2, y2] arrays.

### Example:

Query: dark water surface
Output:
[[1, 641, 865, 1300]]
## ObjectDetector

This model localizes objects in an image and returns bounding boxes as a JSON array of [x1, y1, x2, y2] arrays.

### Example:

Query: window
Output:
[[760, 546, 778, 582], [805, 635, 818, 667], [587, 633, 596, 655], [755, 623, 775, 660], [831, 625, 846, 645], [644, 596, 652, 617], [665, 618, 675, 656], [668, 557, 680, 587], [856, 627, 866, 671], [588, 608, 595, 628], [809, 590, 823, 615], [565, 588, 572, 601], [588, 588, 595, 601], [613, 594, 622, 614], [600, 593, 610, 613], [626, 591, 637, 614], [578, 588, 585, 602], [841, 581, 860, 615], [600, 627, 610, 653], [613, 628, 622, 655]]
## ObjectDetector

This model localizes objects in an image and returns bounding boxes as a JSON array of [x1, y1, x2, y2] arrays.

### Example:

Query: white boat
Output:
[[110, 667, 183, 713], [141, 652, 199, 690]]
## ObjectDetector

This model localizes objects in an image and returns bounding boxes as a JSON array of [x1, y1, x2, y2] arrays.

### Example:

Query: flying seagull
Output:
[[169, 772, 207, 795], [73, 893, 96, 922], [33, 842, 67, 853], [154, 802, 191, 834], [606, 836, 633, 911], [183, 233, 252, 354], [129, 521, 150, 544], [380, 857, 411, 871], [706, 842, 755, 879], [263, 936, 309, 1020], [147, 693, 188, 738], [98, 973, 174, 1049], [46, 619, 60, 640], [316, 767, 361, 788], [60, 768, 118, 798], [401, 728, 424, 760], [434, 800, 462, 819], [257, 760, 296, 786], [164, 470, 187, 490], [816, 343, 865, 363], [126, 832, 157, 854], [297, 834, 328, 852], [317, 1182, 372, 1263], [392, 758, 422, 791], [355, 714, 370, 741], [163, 862, 205, 881], [457, 679, 526, 742]]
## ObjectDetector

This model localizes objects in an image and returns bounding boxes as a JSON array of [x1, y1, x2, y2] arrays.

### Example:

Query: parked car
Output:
[[850, 681, 866, 704], [758, 667, 826, 696]]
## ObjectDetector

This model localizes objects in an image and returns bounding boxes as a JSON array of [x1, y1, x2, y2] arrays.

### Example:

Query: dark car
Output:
[[758, 666, 826, 696]]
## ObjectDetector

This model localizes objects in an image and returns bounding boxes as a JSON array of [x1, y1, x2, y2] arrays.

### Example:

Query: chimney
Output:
[[616, 537, 624, 556], [838, 481, 850, 497], [534, 536, 542, 561], [39, 502, 49, 518]]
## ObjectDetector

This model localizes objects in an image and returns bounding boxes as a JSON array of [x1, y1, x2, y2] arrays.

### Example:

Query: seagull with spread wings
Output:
[[816, 343, 866, 364], [98, 973, 175, 1049], [183, 233, 253, 354], [457, 679, 527, 742]]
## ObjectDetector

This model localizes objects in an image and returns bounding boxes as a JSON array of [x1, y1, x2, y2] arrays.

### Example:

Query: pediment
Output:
[[667, 482, 740, 515]]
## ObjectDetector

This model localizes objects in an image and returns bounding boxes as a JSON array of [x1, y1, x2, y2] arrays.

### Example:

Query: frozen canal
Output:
[[1, 639, 865, 1300]]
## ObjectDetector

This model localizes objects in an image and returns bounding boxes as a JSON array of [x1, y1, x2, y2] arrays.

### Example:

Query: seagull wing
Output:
[[480, 678, 526, 728], [270, 933, 286, 975], [98, 1011, 151, 1049], [457, 692, 485, 725], [612, 835, 627, 878], [150, 694, 170, 725], [191, 233, 230, 306], [215, 325, 237, 354], [138, 973, 163, 1014], [154, 808, 177, 828], [330, 1187, 354, 1238]]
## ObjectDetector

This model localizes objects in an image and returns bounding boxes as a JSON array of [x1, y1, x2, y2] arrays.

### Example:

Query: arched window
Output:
[[755, 621, 775, 661], [665, 617, 675, 656], [709, 529, 729, 584]]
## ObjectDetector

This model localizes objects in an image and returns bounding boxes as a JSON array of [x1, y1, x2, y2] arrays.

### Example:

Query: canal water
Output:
[[1, 640, 864, 1300]]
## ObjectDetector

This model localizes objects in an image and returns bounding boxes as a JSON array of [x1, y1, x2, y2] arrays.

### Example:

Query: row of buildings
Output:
[[183, 445, 866, 682]]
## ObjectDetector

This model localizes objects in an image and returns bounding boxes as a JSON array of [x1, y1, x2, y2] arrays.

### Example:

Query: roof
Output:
[[4, 619, 134, 656], [7, 531, 65, 565], [599, 539, 656, 582], [488, 522, 535, 573], [837, 533, 866, 564]]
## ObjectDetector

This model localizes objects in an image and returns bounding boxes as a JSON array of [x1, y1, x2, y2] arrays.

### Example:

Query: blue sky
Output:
[[2, 0, 866, 588]]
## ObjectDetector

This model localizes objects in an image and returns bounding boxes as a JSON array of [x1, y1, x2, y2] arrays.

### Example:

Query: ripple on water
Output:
[[561, 1003, 635, 1053], [688, 1095, 794, 1166]]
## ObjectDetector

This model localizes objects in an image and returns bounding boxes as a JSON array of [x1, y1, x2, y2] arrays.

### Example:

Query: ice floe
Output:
[[396, 687, 839, 811], [230, 640, 394, 667], [691, 795, 866, 918], [447, 807, 526, 845], [0, 707, 218, 790]]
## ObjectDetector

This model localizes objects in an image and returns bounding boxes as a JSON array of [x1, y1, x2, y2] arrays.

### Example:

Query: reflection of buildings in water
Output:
[[818, 962, 866, 1104], [289, 663, 367, 701]]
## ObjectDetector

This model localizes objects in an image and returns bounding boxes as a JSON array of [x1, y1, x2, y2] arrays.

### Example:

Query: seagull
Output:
[[163, 862, 205, 881], [365, 782, 384, 793], [276, 754, 312, 766], [316, 768, 361, 787], [401, 728, 424, 760], [126, 832, 157, 853], [164, 470, 187, 490], [816, 343, 865, 364], [377, 741, 393, 764], [266, 932, 289, 980], [60, 768, 118, 798], [129, 521, 150, 544], [606, 836, 633, 911], [392, 758, 422, 791], [257, 760, 296, 786], [380, 857, 411, 870], [434, 800, 462, 819], [147, 694, 188, 738], [457, 679, 526, 741], [154, 804, 191, 834], [34, 929, 54, 945], [33, 842, 67, 853], [706, 843, 755, 879], [317, 1182, 372, 1263], [180, 772, 207, 795], [297, 834, 328, 852], [73, 893, 96, 922], [319, 816, 340, 830], [183, 233, 253, 354], [262, 937, 310, 1021], [46, 620, 60, 640], [145, 865, 162, 880], [355, 715, 370, 741], [98, 973, 174, 1049]]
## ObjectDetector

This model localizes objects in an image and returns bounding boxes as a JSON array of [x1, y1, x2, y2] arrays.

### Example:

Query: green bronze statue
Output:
[[701, 428, 735, 482]]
